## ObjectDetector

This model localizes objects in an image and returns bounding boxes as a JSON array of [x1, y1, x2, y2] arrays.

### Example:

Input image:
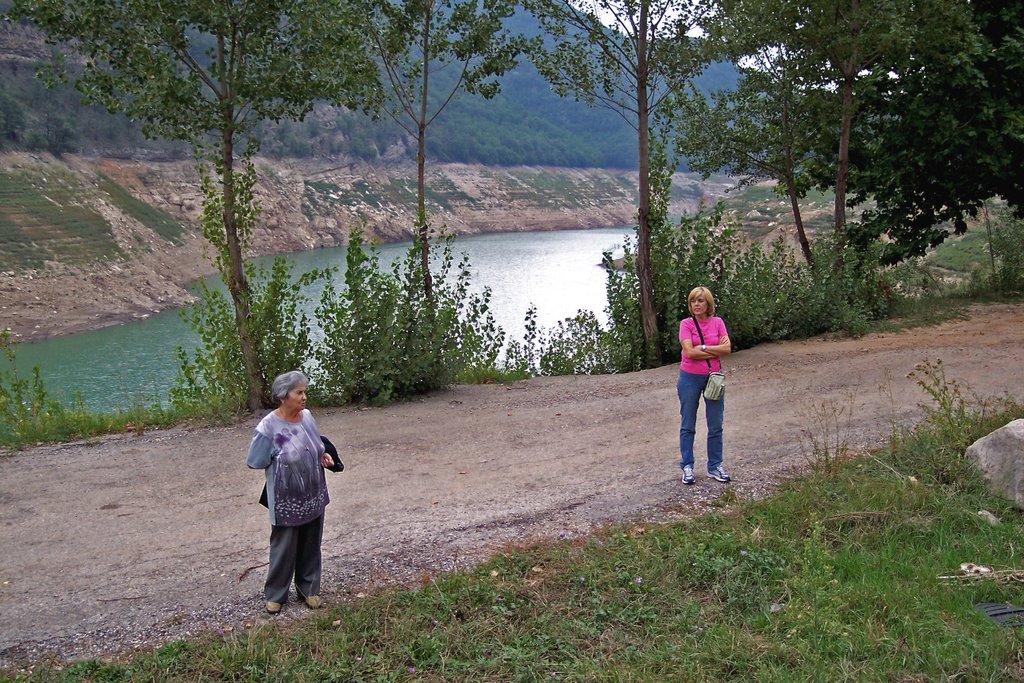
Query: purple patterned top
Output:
[[246, 409, 329, 526]]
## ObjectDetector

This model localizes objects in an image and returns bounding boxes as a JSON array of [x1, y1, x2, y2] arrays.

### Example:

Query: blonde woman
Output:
[[677, 286, 732, 485]]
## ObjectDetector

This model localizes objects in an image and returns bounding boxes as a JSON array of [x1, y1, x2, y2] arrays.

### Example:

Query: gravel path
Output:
[[2, 303, 1022, 666]]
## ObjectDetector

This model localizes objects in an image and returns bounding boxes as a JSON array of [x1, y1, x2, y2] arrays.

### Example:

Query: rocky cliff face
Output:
[[0, 152, 733, 341], [96, 156, 726, 253]]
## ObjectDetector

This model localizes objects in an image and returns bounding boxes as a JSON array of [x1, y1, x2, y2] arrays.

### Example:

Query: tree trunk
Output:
[[781, 98, 813, 265], [635, 0, 658, 366], [417, 122, 433, 300], [785, 171, 813, 265], [417, 5, 434, 301], [833, 72, 855, 271], [220, 124, 267, 411]]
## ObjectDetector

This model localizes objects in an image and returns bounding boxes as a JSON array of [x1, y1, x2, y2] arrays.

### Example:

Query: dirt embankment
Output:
[[1, 303, 1022, 666], [0, 152, 733, 342]]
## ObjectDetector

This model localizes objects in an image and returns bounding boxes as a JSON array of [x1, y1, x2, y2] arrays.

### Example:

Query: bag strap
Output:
[[691, 315, 713, 370]]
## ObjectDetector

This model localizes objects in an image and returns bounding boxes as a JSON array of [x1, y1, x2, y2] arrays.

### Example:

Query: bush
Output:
[[0, 331, 54, 445], [310, 227, 505, 405], [171, 258, 325, 415], [988, 208, 1024, 293], [500, 133, 906, 375]]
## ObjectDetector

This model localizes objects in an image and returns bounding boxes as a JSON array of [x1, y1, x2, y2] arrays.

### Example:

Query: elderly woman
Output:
[[247, 370, 333, 614], [677, 286, 732, 485]]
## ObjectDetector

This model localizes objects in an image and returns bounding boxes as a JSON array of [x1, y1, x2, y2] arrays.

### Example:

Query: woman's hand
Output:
[[703, 336, 732, 357], [320, 451, 333, 468]]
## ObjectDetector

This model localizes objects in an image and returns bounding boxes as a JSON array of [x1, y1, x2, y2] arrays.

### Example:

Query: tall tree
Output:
[[524, 0, 713, 365], [371, 0, 520, 299], [849, 0, 1024, 262], [674, 43, 826, 264], [12, 0, 380, 410], [717, 0, 921, 270]]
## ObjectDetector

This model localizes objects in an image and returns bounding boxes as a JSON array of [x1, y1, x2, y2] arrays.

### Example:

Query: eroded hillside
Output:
[[0, 153, 733, 340]]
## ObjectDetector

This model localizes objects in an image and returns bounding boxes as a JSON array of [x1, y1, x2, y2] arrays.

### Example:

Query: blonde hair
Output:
[[687, 286, 716, 316]]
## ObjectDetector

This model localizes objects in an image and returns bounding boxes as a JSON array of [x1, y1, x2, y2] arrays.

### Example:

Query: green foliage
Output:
[[0, 59, 187, 158], [851, 0, 1024, 262], [171, 259, 325, 415], [508, 148, 901, 376], [371, 0, 523, 132], [310, 227, 505, 405], [504, 306, 620, 376], [196, 157, 260, 275], [0, 330, 53, 446], [706, 0, 1011, 268], [986, 208, 1024, 293], [11, 0, 386, 410], [672, 44, 825, 241], [0, 6, 737, 168], [892, 357, 1016, 491], [10, 0, 381, 145]]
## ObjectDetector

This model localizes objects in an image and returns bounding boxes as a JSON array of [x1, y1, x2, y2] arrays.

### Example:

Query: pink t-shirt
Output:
[[679, 316, 728, 375]]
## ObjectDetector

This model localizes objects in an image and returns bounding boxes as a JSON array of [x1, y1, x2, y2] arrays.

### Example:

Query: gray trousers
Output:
[[265, 513, 324, 603]]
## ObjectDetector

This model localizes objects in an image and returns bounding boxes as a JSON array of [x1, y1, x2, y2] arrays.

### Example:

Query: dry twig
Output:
[[237, 561, 269, 583], [938, 569, 1024, 584]]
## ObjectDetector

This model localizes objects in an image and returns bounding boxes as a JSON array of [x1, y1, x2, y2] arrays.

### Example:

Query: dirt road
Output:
[[2, 303, 1023, 665]]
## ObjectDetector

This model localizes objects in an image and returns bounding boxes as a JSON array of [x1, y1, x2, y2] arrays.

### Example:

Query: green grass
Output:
[[865, 295, 972, 334], [0, 168, 122, 271], [0, 332, 222, 448], [0, 396, 210, 449], [7, 374, 1023, 681], [96, 173, 185, 246], [928, 225, 997, 274]]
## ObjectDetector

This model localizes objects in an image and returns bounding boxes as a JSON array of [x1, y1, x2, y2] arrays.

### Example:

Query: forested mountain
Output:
[[0, 6, 736, 168]]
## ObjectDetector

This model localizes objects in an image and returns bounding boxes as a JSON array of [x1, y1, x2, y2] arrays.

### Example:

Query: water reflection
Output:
[[14, 226, 631, 409]]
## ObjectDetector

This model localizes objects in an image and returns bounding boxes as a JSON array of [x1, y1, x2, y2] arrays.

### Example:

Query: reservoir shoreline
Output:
[[0, 153, 733, 343]]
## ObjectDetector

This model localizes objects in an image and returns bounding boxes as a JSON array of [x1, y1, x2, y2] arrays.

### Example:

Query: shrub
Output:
[[0, 331, 54, 445], [988, 208, 1024, 293], [506, 140, 903, 375], [171, 258, 325, 415], [310, 227, 504, 405]]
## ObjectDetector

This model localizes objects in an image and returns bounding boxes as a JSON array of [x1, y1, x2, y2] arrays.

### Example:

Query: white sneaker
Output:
[[708, 466, 731, 483], [682, 465, 695, 485]]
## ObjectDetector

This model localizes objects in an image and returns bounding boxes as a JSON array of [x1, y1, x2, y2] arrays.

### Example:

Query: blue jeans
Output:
[[677, 370, 724, 471]]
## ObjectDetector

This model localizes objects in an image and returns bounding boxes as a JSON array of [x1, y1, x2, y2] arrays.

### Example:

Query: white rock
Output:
[[966, 419, 1024, 510]]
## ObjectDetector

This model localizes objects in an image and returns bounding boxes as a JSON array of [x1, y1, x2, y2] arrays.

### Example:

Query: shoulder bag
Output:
[[692, 316, 725, 401]]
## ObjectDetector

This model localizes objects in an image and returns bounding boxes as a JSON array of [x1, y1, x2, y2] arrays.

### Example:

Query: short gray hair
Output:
[[270, 370, 309, 403]]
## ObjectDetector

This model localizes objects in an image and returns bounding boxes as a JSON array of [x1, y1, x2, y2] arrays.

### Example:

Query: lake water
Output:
[[12, 226, 633, 410]]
